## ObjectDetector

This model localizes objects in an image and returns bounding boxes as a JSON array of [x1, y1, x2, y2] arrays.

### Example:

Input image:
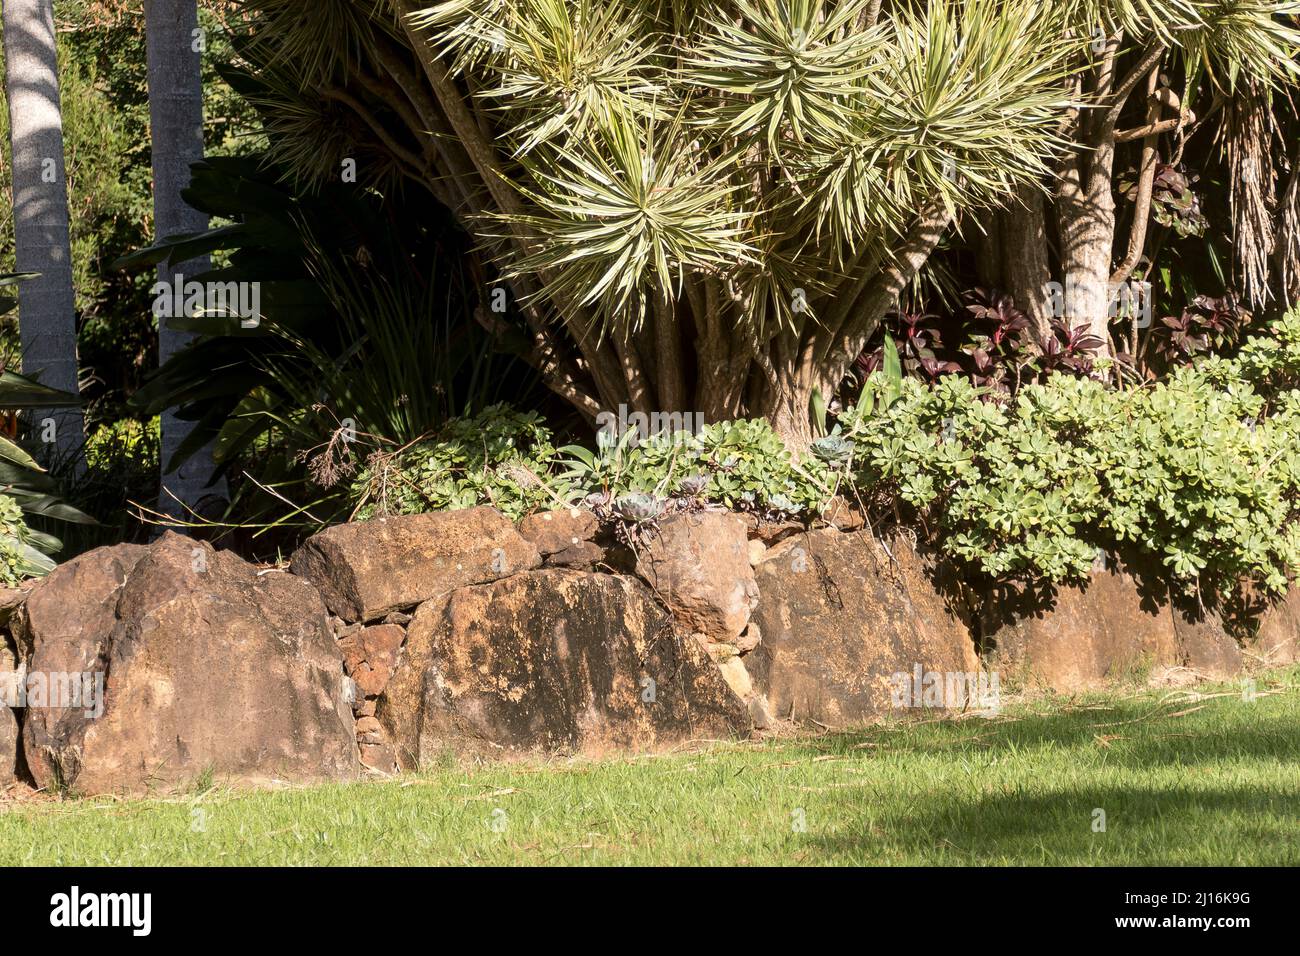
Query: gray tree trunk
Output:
[[145, 0, 226, 518], [998, 182, 1054, 342], [1057, 150, 1117, 355], [2, 0, 85, 466]]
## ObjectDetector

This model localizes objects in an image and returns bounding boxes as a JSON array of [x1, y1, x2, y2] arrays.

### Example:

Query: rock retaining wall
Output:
[[0, 504, 1294, 794]]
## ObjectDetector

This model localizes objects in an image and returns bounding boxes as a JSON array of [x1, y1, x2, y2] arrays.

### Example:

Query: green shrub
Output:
[[84, 417, 160, 478], [843, 373, 1109, 581], [1203, 307, 1300, 399], [563, 418, 836, 516], [842, 313, 1300, 594], [348, 405, 837, 522], [350, 405, 563, 521]]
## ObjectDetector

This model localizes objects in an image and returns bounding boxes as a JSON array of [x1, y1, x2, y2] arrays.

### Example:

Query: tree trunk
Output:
[[144, 0, 226, 518], [756, 372, 820, 455], [2, 0, 85, 466], [998, 181, 1054, 341], [973, 208, 1001, 291], [1057, 142, 1117, 354]]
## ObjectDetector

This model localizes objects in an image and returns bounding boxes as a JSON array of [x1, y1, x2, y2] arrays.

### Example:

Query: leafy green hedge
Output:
[[350, 406, 562, 521], [349, 311, 1300, 596]]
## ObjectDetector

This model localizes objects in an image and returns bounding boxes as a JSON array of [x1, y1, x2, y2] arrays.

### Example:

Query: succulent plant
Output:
[[811, 434, 856, 466], [611, 492, 664, 524], [766, 493, 799, 515], [675, 474, 709, 498]]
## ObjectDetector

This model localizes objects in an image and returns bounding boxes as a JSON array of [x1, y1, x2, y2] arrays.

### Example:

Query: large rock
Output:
[[290, 507, 540, 622], [1170, 604, 1243, 678], [0, 706, 16, 788], [747, 530, 978, 726], [518, 508, 599, 556], [17, 533, 357, 795], [635, 511, 757, 642], [0, 632, 18, 787], [1252, 587, 1300, 665], [378, 569, 749, 765], [981, 562, 1180, 692], [0, 586, 28, 631]]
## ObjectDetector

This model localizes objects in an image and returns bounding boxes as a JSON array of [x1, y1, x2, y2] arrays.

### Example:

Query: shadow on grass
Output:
[[810, 784, 1300, 864], [775, 704, 1300, 768], [764, 693, 1300, 863]]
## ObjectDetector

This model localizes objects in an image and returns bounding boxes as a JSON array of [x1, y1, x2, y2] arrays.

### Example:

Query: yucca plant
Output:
[[227, 0, 1299, 449]]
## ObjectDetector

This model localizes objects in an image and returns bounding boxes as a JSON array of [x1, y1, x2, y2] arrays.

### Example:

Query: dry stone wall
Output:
[[0, 503, 1293, 794]]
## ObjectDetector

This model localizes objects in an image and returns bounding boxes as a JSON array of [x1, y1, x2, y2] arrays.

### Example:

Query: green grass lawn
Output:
[[2, 668, 1297, 866]]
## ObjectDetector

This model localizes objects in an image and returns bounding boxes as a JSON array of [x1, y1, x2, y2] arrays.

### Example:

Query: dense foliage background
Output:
[[3, 0, 1300, 612]]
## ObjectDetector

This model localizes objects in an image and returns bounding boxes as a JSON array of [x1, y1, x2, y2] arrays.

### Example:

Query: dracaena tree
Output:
[[227, 0, 1295, 448]]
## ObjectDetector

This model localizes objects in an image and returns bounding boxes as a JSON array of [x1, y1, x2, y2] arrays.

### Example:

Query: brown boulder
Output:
[[378, 570, 749, 766], [351, 663, 391, 698], [290, 507, 540, 622], [1170, 605, 1243, 678], [635, 511, 757, 642], [0, 708, 16, 788], [19, 533, 358, 795], [747, 530, 978, 726], [544, 540, 606, 569], [982, 562, 1179, 692], [0, 633, 19, 785], [820, 497, 864, 532], [0, 586, 28, 631], [358, 740, 397, 773], [519, 508, 599, 556], [1252, 587, 1300, 665], [748, 518, 805, 546]]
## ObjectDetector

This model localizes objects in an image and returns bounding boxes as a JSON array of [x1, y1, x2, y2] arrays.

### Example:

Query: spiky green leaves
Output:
[[417, 0, 666, 155], [797, 0, 1079, 247], [403, 0, 1298, 344], [1187, 0, 1300, 90], [1069, 0, 1300, 90], [490, 0, 666, 155], [502, 110, 756, 328], [243, 0, 390, 89], [687, 0, 883, 150], [410, 0, 513, 72]]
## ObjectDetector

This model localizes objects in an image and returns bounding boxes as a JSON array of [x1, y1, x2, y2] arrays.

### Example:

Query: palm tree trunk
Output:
[[144, 0, 226, 518], [2, 0, 85, 466]]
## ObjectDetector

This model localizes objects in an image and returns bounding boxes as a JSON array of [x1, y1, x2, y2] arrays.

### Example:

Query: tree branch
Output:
[[1111, 69, 1161, 285], [815, 205, 951, 374], [1103, 43, 1166, 130], [1114, 114, 1185, 143]]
